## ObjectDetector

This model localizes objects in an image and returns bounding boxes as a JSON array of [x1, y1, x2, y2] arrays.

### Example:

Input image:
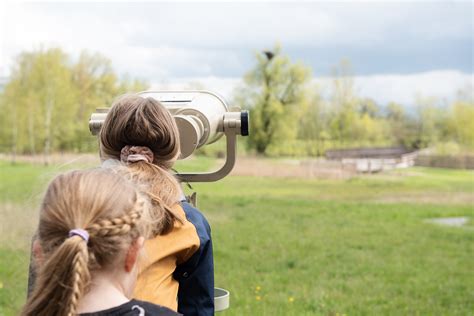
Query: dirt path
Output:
[[230, 157, 355, 179], [1, 154, 356, 179]]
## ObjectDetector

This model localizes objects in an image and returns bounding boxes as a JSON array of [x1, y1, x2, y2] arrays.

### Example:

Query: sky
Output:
[[0, 1, 472, 105]]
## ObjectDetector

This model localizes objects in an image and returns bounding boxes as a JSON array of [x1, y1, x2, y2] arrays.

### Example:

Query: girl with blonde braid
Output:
[[99, 94, 214, 315], [22, 169, 180, 316]]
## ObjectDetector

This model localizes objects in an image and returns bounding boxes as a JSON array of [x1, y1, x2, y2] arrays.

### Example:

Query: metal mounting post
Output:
[[175, 130, 237, 182]]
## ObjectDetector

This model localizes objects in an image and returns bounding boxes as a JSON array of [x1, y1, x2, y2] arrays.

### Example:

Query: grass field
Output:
[[0, 158, 473, 315]]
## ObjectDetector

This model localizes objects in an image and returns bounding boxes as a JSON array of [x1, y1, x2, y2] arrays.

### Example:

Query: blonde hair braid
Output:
[[88, 211, 140, 236], [22, 170, 151, 316], [88, 197, 146, 237], [67, 240, 90, 316]]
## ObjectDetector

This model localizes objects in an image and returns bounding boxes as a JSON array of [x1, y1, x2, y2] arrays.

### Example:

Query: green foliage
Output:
[[448, 101, 474, 148], [326, 60, 393, 148], [0, 48, 149, 156], [385, 102, 418, 148], [2, 46, 473, 158], [409, 96, 474, 152], [236, 53, 474, 157], [236, 45, 311, 155]]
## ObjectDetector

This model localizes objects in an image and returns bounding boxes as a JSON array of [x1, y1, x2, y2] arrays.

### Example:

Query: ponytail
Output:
[[22, 237, 90, 316], [22, 169, 148, 316], [121, 161, 183, 235], [99, 94, 187, 236]]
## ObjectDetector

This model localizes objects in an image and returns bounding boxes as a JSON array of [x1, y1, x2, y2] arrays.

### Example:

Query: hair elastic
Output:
[[120, 145, 154, 164], [127, 154, 150, 163], [69, 229, 89, 243]]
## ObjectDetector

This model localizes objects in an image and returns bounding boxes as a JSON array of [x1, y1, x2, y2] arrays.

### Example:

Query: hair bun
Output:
[[120, 146, 154, 164]]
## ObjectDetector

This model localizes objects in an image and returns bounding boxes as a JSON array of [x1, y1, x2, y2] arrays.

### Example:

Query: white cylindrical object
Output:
[[139, 91, 228, 147], [214, 287, 230, 312], [174, 115, 204, 159]]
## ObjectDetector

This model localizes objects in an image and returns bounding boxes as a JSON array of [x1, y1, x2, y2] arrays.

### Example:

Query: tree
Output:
[[0, 47, 149, 160], [70, 51, 148, 151], [236, 45, 311, 155], [297, 86, 329, 155], [448, 101, 474, 148], [358, 98, 379, 118], [328, 59, 359, 146], [414, 95, 446, 149]]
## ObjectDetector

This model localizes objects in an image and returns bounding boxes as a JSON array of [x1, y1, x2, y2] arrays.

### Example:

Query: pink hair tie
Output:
[[69, 229, 89, 243], [120, 145, 154, 164]]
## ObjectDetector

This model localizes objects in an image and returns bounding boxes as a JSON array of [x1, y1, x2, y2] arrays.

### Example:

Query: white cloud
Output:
[[150, 76, 241, 103], [0, 1, 471, 105], [350, 71, 473, 105], [159, 70, 473, 107], [2, 2, 471, 77]]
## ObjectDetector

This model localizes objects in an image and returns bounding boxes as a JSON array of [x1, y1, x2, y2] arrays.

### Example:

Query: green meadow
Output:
[[0, 158, 473, 315]]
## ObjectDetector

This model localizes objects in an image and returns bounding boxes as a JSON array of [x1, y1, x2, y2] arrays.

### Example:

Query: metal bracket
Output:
[[175, 130, 237, 182]]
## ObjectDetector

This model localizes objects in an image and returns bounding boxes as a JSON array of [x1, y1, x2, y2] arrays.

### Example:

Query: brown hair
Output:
[[100, 94, 180, 169], [22, 169, 149, 316], [99, 94, 182, 235]]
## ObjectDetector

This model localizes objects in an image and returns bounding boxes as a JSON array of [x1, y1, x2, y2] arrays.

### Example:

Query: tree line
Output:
[[0, 48, 148, 159], [0, 46, 473, 158], [237, 46, 474, 156]]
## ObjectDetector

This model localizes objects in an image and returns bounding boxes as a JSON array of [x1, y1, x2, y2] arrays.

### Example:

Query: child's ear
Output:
[[124, 237, 145, 273], [32, 240, 44, 266]]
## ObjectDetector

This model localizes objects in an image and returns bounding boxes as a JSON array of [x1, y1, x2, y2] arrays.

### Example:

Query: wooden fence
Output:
[[415, 155, 474, 169]]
